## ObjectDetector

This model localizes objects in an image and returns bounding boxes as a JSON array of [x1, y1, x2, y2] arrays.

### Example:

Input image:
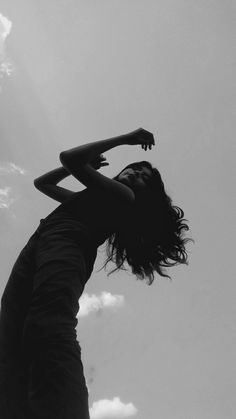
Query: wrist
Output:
[[116, 133, 129, 146]]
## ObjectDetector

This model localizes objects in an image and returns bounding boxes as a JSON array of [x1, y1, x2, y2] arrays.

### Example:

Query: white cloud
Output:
[[0, 13, 12, 40], [9, 163, 27, 175], [0, 162, 27, 175], [0, 186, 15, 209], [0, 162, 27, 213], [89, 397, 138, 419], [77, 292, 124, 318], [0, 12, 13, 79]]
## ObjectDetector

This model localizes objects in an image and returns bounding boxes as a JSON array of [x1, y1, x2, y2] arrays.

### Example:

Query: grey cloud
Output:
[[0, 162, 27, 175], [0, 12, 13, 80], [0, 186, 15, 209]]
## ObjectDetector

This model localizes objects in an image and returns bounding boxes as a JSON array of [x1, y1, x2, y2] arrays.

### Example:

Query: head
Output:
[[102, 160, 194, 285], [113, 161, 165, 198], [116, 162, 153, 191]]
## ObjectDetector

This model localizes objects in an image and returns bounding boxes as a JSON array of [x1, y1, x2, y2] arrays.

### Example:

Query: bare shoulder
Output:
[[77, 165, 135, 204]]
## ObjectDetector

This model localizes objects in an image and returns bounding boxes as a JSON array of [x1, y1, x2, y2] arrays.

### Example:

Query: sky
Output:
[[0, 1, 235, 418]]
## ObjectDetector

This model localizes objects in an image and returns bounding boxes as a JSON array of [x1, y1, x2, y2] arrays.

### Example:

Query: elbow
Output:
[[34, 180, 42, 189], [59, 151, 70, 168], [60, 153, 70, 173], [34, 180, 47, 190], [59, 152, 66, 164], [60, 152, 83, 170]]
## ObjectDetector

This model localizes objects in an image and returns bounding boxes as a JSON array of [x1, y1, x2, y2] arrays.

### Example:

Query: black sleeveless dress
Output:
[[0, 187, 128, 419], [37, 186, 125, 280]]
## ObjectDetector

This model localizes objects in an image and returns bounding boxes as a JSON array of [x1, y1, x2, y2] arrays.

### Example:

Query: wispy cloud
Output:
[[0, 186, 16, 209], [0, 12, 13, 80], [0, 162, 27, 175], [77, 292, 124, 318], [0, 162, 27, 213], [89, 397, 138, 419]]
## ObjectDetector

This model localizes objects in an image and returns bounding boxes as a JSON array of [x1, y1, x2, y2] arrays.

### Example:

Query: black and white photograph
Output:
[[0, 1, 235, 418]]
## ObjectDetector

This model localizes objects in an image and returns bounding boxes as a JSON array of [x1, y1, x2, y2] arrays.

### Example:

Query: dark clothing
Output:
[[0, 188, 127, 418], [42, 187, 123, 249]]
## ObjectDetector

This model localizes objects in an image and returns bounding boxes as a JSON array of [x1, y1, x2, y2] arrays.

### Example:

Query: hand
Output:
[[89, 154, 109, 170], [125, 128, 155, 151]]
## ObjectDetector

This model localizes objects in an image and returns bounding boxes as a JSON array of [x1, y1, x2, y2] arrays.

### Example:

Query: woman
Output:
[[0, 128, 193, 418]]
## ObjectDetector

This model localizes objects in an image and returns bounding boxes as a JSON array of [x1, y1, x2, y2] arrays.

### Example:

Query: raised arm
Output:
[[59, 134, 126, 167], [59, 128, 155, 166], [34, 166, 75, 203], [34, 166, 70, 186], [59, 134, 135, 204], [59, 129, 155, 204]]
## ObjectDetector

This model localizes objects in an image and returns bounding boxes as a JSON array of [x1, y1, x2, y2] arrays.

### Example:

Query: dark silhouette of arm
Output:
[[34, 166, 75, 203], [59, 135, 135, 204]]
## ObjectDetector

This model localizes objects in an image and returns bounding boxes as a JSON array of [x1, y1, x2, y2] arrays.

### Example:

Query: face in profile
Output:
[[117, 165, 152, 191]]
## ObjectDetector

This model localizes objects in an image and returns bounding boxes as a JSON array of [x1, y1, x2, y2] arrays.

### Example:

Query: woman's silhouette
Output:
[[0, 128, 193, 418]]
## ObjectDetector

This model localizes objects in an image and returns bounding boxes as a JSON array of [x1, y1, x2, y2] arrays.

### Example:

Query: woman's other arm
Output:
[[59, 130, 155, 204], [59, 134, 136, 204], [34, 166, 75, 203], [34, 166, 70, 185]]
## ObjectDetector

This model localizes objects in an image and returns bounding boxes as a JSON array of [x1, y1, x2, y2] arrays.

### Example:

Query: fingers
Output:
[[92, 155, 109, 169], [141, 143, 154, 151], [98, 155, 107, 161], [100, 155, 109, 166], [141, 132, 155, 151]]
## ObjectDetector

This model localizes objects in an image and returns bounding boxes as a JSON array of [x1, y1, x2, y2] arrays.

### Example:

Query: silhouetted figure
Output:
[[0, 129, 193, 418]]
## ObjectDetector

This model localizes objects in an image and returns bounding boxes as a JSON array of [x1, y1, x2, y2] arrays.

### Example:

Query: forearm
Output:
[[34, 166, 70, 186], [60, 134, 127, 168]]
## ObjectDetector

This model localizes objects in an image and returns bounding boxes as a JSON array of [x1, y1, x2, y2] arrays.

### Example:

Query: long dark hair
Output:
[[101, 161, 194, 285]]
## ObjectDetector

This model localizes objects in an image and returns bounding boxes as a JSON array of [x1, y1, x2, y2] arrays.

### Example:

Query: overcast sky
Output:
[[0, 1, 235, 418]]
